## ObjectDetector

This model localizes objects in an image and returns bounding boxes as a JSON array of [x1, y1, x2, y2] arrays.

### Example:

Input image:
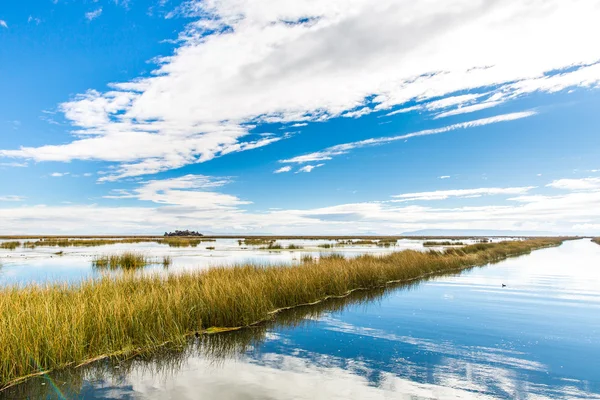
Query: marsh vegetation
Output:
[[0, 241, 20, 250], [423, 241, 465, 247], [0, 238, 563, 388], [92, 253, 172, 270]]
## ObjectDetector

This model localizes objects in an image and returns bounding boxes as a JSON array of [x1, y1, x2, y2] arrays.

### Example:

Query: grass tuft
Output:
[[0, 238, 563, 388], [0, 241, 20, 250], [92, 252, 150, 270]]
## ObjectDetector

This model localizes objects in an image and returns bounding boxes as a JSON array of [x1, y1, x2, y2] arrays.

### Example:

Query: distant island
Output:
[[164, 230, 204, 237]]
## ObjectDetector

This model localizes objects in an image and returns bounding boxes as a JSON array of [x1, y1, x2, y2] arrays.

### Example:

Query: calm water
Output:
[[2, 239, 599, 399], [0, 238, 470, 286]]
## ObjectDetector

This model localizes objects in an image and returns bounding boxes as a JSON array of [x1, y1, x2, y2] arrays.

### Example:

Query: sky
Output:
[[0, 0, 599, 235]]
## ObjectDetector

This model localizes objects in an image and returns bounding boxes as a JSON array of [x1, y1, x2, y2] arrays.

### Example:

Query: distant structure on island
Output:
[[164, 230, 204, 237]]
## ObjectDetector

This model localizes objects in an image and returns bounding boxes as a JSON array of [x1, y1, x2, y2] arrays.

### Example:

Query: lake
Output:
[[2, 239, 599, 399], [0, 237, 472, 286]]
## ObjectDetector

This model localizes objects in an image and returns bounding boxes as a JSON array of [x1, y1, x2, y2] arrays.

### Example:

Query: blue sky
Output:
[[1, 0, 599, 235]]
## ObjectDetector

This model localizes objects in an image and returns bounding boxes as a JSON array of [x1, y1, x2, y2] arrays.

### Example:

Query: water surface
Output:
[[3, 239, 599, 399], [0, 238, 470, 286]]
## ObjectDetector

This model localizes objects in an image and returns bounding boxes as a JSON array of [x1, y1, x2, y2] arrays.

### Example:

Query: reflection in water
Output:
[[3, 240, 600, 399]]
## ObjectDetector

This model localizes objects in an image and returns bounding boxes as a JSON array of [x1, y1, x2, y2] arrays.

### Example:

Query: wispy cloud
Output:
[[50, 172, 69, 177], [85, 8, 103, 21], [0, 195, 25, 202], [1, 0, 598, 180], [28, 16, 42, 25], [296, 164, 324, 173], [274, 166, 292, 174], [281, 111, 536, 164], [0, 162, 28, 168], [439, 176, 451, 179], [391, 187, 536, 202], [0, 20, 8, 29], [547, 177, 600, 191]]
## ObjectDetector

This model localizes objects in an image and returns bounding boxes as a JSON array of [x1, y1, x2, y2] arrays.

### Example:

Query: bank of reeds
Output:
[[0, 241, 20, 250], [241, 238, 275, 246], [423, 241, 465, 247], [593, 238, 600, 245], [22, 238, 158, 248], [0, 238, 562, 388]]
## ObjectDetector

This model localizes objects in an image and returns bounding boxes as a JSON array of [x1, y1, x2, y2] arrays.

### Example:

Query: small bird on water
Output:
[[502, 284, 506, 287]]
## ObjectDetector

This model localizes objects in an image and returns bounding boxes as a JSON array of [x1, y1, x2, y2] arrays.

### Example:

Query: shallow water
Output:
[[3, 239, 599, 399], [0, 238, 470, 286]]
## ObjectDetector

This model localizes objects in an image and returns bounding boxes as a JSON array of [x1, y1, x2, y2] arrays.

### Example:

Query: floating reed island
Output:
[[0, 238, 563, 389]]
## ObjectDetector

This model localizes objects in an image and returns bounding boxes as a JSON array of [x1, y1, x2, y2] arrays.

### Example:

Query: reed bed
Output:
[[0, 241, 21, 250], [593, 238, 600, 245], [161, 237, 203, 248], [92, 252, 150, 270], [18, 237, 215, 249], [0, 238, 562, 388], [423, 241, 465, 247]]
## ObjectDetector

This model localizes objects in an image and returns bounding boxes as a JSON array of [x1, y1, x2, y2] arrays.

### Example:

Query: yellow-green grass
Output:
[[423, 241, 465, 247], [0, 241, 21, 250], [593, 238, 600, 245], [0, 238, 562, 388], [92, 252, 150, 270]]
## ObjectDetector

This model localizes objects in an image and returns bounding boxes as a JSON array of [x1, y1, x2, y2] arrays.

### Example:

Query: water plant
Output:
[[286, 244, 303, 250], [593, 238, 600, 245], [0, 238, 564, 388], [0, 241, 20, 250], [242, 238, 275, 246], [423, 241, 465, 246], [260, 243, 283, 250], [162, 256, 172, 268], [162, 237, 203, 248], [92, 252, 150, 270]]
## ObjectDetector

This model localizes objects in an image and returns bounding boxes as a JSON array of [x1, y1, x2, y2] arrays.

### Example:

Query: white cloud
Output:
[[281, 111, 536, 164], [1, 0, 599, 180], [434, 101, 503, 119], [392, 186, 536, 202], [104, 174, 247, 209], [547, 177, 600, 191], [50, 172, 69, 177], [0, 177, 599, 235], [439, 176, 451, 179], [0, 196, 25, 202], [85, 8, 103, 21], [0, 20, 7, 29], [274, 166, 292, 174], [0, 162, 28, 168], [28, 16, 42, 25], [297, 164, 324, 173]]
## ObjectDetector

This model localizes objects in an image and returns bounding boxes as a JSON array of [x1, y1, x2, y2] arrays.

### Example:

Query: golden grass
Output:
[[0, 241, 21, 250], [593, 238, 600, 245], [0, 238, 563, 388], [92, 252, 150, 270]]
